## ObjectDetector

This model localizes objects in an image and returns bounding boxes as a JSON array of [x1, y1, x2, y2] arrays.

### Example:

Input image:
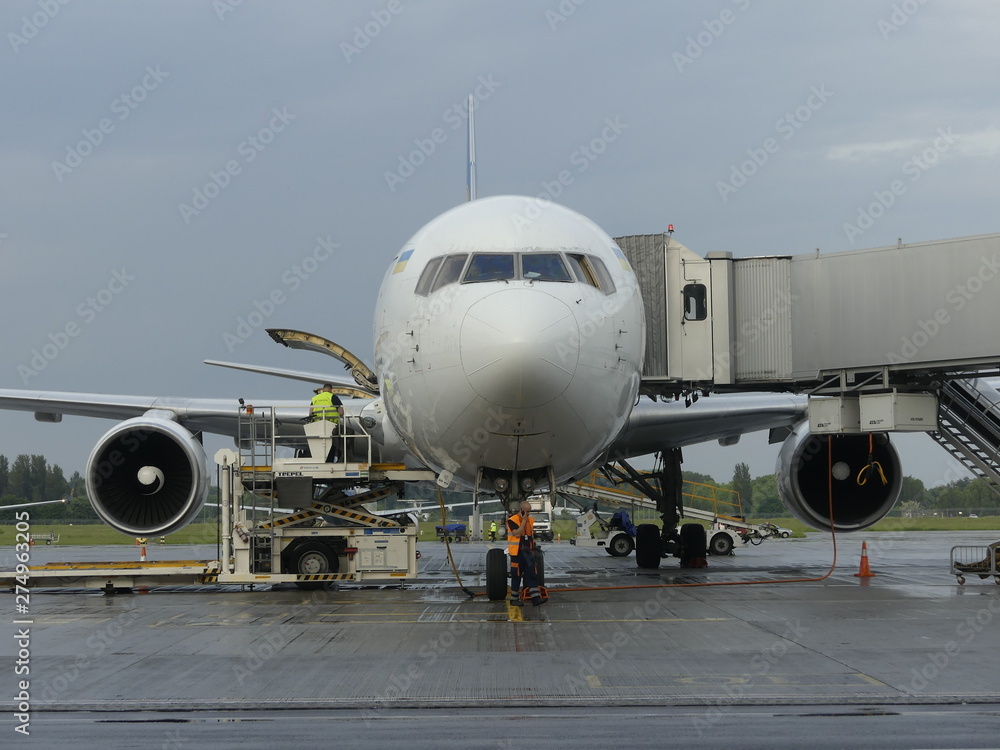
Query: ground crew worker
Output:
[[489, 520, 498, 542], [309, 383, 342, 423], [507, 500, 542, 606], [309, 384, 343, 462]]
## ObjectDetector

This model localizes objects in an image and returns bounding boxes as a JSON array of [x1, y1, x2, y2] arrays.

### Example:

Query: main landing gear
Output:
[[603, 450, 707, 570]]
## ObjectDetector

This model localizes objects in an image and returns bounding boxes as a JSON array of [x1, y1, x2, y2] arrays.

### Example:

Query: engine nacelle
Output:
[[775, 422, 902, 532], [85, 415, 209, 536]]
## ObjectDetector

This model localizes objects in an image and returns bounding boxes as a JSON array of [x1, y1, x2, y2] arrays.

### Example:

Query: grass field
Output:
[[1, 515, 996, 546]]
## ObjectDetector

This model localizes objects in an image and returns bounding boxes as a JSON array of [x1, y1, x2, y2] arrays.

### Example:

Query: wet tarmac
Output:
[[3, 531, 999, 747]]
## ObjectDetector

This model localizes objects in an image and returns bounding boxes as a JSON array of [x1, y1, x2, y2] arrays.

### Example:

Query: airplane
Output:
[[3, 108, 979, 568]]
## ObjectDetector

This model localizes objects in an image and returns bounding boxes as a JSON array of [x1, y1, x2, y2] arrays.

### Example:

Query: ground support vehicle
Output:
[[561, 472, 777, 561], [435, 523, 469, 542], [570, 509, 637, 556], [2, 406, 435, 592]]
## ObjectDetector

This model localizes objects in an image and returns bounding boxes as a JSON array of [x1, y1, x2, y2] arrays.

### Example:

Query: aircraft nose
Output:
[[460, 288, 580, 409]]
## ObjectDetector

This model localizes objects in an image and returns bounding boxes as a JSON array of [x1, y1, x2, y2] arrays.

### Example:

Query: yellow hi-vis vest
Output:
[[507, 513, 534, 556], [310, 392, 340, 422]]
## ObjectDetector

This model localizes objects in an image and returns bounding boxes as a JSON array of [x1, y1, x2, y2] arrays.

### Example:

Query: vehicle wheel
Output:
[[780, 531, 790, 538], [608, 533, 634, 557], [709, 533, 734, 556], [285, 541, 338, 590], [485, 548, 507, 601], [635, 524, 661, 569], [534, 547, 545, 587], [679, 523, 707, 566]]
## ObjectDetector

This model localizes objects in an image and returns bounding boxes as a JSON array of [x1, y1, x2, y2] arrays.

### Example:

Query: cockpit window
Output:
[[463, 254, 515, 283], [588, 256, 616, 295], [522, 253, 573, 282], [567, 254, 598, 287], [567, 253, 615, 294], [431, 253, 468, 293], [414, 256, 443, 297]]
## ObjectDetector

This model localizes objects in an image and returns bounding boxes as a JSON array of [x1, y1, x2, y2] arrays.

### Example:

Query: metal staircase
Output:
[[930, 378, 1000, 497]]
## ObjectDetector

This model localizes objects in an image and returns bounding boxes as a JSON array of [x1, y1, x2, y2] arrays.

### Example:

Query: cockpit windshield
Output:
[[463, 254, 515, 282], [521, 253, 572, 282], [414, 250, 616, 295]]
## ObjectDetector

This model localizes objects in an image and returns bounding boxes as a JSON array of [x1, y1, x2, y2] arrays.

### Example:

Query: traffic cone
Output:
[[557, 533, 561, 543], [854, 541, 875, 578], [140, 545, 147, 562]]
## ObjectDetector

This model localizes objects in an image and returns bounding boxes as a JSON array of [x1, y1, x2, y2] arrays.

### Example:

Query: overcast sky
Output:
[[2, 0, 997, 487]]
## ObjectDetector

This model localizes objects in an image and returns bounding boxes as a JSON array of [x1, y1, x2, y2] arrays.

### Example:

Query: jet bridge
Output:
[[616, 231, 1000, 496], [616, 231, 1000, 394]]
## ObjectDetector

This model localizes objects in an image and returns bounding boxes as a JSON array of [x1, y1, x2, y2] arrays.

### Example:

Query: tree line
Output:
[[0, 454, 98, 521]]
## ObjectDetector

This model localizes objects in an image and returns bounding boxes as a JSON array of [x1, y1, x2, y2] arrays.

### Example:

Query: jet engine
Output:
[[775, 422, 902, 532], [85, 415, 210, 536]]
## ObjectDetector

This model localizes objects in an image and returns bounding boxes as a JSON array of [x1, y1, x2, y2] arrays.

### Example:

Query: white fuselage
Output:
[[373, 196, 645, 491]]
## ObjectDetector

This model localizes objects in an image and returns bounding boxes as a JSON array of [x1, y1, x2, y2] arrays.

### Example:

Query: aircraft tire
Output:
[[680, 523, 707, 565], [485, 547, 507, 601], [635, 524, 661, 569]]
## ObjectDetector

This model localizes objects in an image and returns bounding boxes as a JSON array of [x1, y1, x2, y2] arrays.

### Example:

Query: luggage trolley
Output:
[[950, 541, 1000, 585]]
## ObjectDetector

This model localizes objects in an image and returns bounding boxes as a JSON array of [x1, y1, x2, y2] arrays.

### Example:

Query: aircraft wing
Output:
[[608, 393, 807, 459], [0, 498, 68, 511], [0, 389, 319, 441]]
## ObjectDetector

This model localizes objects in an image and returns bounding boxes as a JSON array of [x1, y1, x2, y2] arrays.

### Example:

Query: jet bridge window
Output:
[[522, 253, 573, 282], [463, 253, 515, 283], [431, 253, 468, 293], [414, 256, 444, 297], [683, 283, 708, 320]]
